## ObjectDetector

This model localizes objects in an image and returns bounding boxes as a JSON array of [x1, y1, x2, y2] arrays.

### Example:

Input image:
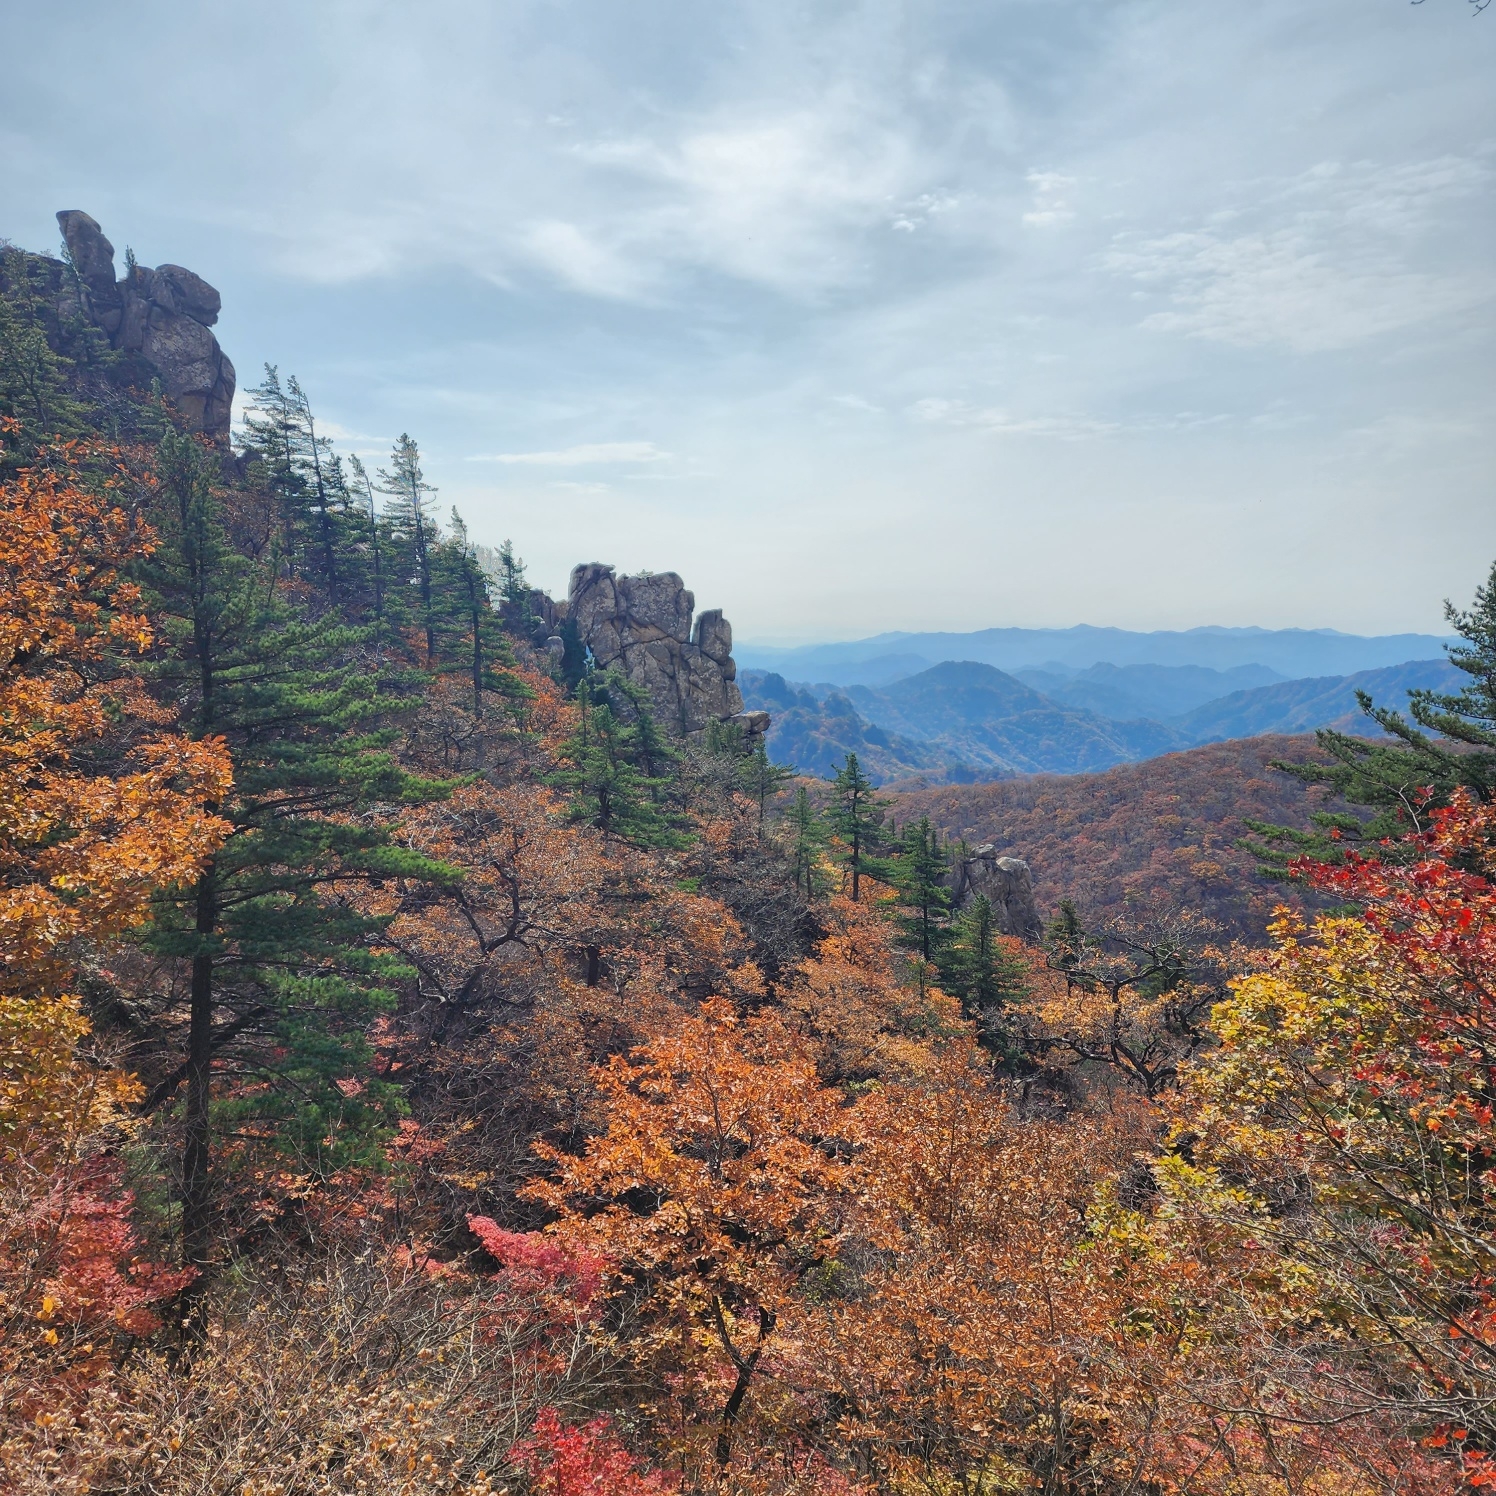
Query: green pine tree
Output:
[[786, 785, 828, 900], [138, 430, 453, 1280], [378, 433, 440, 665], [1246, 560, 1496, 870], [943, 893, 1030, 1059], [551, 670, 686, 850], [439, 509, 530, 723], [887, 816, 952, 966], [828, 752, 886, 901], [0, 246, 93, 464], [740, 738, 794, 838]]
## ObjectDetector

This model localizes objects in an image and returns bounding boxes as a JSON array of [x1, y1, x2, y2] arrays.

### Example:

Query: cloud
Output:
[[910, 400, 1233, 440], [1022, 171, 1076, 228], [468, 441, 671, 466], [1105, 155, 1492, 352]]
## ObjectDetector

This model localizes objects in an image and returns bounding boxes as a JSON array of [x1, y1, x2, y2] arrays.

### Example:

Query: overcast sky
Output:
[[4, 0, 1492, 642]]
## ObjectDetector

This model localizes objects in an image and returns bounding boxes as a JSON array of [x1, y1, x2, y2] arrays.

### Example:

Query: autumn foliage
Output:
[[0, 377, 1491, 1494]]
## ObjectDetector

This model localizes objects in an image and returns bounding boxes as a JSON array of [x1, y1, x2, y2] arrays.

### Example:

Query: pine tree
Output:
[[1246, 560, 1496, 869], [138, 430, 452, 1282], [943, 894, 1030, 1058], [378, 434, 440, 665], [740, 739, 793, 838], [786, 785, 827, 900], [441, 509, 527, 722], [240, 365, 306, 573], [0, 247, 93, 465], [887, 816, 951, 966], [828, 752, 886, 901], [552, 671, 686, 850], [286, 374, 345, 600]]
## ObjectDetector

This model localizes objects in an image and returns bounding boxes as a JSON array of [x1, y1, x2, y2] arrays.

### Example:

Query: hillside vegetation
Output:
[[4, 225, 1495, 1495], [892, 735, 1336, 938]]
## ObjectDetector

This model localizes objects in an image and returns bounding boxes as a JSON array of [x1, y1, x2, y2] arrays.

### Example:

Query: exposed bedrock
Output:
[[950, 846, 1043, 939], [54, 210, 235, 441], [566, 563, 766, 741]]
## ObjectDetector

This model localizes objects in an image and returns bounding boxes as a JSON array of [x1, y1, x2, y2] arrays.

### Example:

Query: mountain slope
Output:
[[1172, 659, 1462, 743], [846, 660, 1187, 774], [891, 735, 1339, 940], [1014, 661, 1286, 721], [740, 671, 987, 784], [740, 625, 1455, 683]]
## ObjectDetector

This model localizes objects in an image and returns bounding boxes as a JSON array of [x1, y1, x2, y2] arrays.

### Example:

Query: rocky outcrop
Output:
[[950, 846, 1042, 939], [54, 211, 234, 441], [565, 564, 765, 741]]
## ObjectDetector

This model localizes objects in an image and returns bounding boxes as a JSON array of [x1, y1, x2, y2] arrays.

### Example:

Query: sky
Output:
[[3, 0, 1493, 643]]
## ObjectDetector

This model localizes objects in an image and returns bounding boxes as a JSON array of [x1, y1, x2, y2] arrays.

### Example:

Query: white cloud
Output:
[[469, 441, 671, 466], [1105, 155, 1493, 353], [1022, 171, 1076, 228]]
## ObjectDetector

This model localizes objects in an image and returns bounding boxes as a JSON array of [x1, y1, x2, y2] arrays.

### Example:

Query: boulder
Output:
[[950, 846, 1042, 939], [56, 209, 123, 333], [150, 264, 221, 326], [52, 211, 235, 442], [565, 564, 760, 742]]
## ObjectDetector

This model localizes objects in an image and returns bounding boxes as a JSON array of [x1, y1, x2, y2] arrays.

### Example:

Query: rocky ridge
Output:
[[522, 564, 767, 743], [20, 212, 760, 743], [51, 209, 235, 440]]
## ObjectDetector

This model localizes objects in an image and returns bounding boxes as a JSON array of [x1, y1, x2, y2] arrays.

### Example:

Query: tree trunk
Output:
[[714, 1302, 775, 1467], [181, 866, 217, 1281]]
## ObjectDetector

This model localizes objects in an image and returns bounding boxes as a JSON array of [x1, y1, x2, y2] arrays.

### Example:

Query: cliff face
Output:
[[562, 564, 767, 741], [51, 210, 235, 441], [16, 213, 763, 742]]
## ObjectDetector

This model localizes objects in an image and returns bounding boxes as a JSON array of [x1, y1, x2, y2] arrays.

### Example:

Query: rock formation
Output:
[[54, 211, 234, 441], [562, 564, 767, 741], [950, 845, 1042, 939]]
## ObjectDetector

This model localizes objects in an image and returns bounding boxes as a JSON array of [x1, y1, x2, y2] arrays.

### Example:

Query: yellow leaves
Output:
[[0, 443, 232, 1007]]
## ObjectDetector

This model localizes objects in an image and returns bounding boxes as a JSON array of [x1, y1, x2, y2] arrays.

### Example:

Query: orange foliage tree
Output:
[[0, 432, 229, 1481], [531, 998, 857, 1473]]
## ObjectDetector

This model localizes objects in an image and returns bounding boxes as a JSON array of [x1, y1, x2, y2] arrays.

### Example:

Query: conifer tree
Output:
[[441, 509, 526, 722], [943, 894, 1030, 1057], [379, 434, 439, 664], [740, 739, 793, 838], [138, 431, 452, 1279], [240, 365, 306, 572], [786, 785, 827, 900], [887, 815, 951, 965], [0, 247, 93, 465], [347, 453, 394, 666], [286, 374, 345, 600], [828, 752, 886, 901], [552, 671, 685, 850], [1247, 560, 1496, 868]]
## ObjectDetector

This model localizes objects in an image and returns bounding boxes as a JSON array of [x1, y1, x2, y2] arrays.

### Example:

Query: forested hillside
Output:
[[891, 735, 1337, 938], [4, 220, 1496, 1496]]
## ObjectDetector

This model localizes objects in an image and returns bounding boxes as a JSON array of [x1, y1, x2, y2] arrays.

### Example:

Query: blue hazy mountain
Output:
[[740, 656, 1464, 785], [1170, 659, 1463, 744], [739, 624, 1454, 683], [1012, 661, 1287, 721]]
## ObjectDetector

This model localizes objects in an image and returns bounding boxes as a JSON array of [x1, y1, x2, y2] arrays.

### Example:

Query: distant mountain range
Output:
[[740, 656, 1462, 785], [739, 624, 1456, 683]]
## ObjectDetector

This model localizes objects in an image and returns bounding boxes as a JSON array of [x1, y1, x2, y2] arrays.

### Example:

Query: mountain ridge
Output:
[[740, 623, 1456, 682]]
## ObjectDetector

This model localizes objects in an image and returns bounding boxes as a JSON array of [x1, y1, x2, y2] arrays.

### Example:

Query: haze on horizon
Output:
[[3, 0, 1492, 645]]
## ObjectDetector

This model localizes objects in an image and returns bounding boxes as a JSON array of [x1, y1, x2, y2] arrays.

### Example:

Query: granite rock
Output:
[[950, 845, 1042, 939], [52, 210, 235, 442], [565, 564, 757, 740]]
